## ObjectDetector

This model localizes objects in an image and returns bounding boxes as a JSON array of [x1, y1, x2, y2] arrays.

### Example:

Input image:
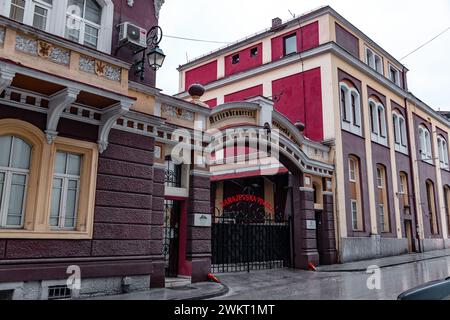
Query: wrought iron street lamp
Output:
[[134, 26, 166, 80]]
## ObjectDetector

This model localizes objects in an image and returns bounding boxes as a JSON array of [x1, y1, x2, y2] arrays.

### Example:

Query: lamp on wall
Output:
[[133, 26, 166, 80]]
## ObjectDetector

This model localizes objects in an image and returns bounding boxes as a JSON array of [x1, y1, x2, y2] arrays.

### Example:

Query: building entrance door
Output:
[[163, 200, 181, 277], [405, 219, 414, 253]]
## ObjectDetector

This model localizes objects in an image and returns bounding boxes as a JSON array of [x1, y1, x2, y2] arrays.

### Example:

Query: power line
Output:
[[164, 34, 231, 44], [400, 26, 450, 61]]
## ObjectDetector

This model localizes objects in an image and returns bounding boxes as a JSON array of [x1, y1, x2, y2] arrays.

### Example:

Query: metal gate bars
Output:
[[211, 203, 292, 273]]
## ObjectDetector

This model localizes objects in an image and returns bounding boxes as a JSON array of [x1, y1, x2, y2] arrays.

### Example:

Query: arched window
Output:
[[437, 135, 449, 170], [369, 97, 387, 145], [376, 164, 390, 233], [426, 180, 439, 235], [348, 155, 363, 231], [0, 135, 31, 228], [419, 125, 432, 162], [393, 110, 408, 153], [340, 82, 361, 136]]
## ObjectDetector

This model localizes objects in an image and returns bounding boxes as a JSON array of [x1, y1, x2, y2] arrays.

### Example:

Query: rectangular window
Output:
[[365, 47, 383, 74], [284, 34, 297, 56], [50, 152, 82, 230], [351, 200, 358, 231], [377, 168, 383, 188], [84, 24, 99, 49], [349, 159, 356, 182], [250, 47, 258, 57], [9, 0, 26, 23], [232, 54, 240, 65], [33, 5, 48, 30], [341, 89, 349, 122], [389, 65, 401, 85]]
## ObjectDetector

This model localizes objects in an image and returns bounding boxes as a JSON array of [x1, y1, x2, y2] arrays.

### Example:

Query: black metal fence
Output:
[[163, 200, 180, 277], [211, 204, 292, 273]]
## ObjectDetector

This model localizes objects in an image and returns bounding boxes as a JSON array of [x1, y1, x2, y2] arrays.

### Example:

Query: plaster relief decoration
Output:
[[38, 41, 70, 65], [79, 56, 121, 82], [79, 56, 95, 74], [48, 46, 70, 65], [0, 28, 5, 46], [16, 34, 38, 55], [104, 65, 121, 82], [154, 0, 165, 19], [95, 60, 106, 77], [162, 104, 194, 122]]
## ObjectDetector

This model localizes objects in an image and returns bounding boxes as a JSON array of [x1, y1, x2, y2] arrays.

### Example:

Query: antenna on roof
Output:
[[288, 9, 296, 19], [185, 52, 189, 62]]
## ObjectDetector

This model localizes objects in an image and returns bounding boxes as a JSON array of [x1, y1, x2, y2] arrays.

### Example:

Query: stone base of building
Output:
[[422, 238, 448, 252], [340, 236, 408, 263], [0, 275, 150, 300]]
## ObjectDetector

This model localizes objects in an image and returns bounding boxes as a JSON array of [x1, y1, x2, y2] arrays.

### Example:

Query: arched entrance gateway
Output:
[[203, 96, 338, 273]]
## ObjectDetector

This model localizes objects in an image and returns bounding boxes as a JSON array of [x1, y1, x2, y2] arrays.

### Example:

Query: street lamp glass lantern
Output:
[[147, 46, 166, 71]]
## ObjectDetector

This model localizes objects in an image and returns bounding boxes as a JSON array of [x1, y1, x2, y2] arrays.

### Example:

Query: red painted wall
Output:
[[272, 67, 323, 141], [225, 43, 263, 77], [204, 98, 217, 108], [271, 21, 319, 62], [224, 85, 263, 103], [185, 61, 218, 91]]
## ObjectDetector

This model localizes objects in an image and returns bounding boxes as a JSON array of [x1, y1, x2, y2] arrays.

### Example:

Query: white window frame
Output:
[[340, 82, 362, 136], [0, 137, 30, 229], [351, 200, 358, 231], [419, 125, 433, 163], [392, 110, 408, 154], [365, 46, 384, 75], [437, 135, 449, 170], [376, 167, 384, 188], [6, 0, 53, 32], [389, 64, 401, 86], [50, 152, 81, 230], [349, 158, 356, 182], [1, 0, 113, 53], [369, 98, 388, 146]]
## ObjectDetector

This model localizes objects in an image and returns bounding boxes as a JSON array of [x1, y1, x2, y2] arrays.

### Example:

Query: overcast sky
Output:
[[156, 0, 450, 110]]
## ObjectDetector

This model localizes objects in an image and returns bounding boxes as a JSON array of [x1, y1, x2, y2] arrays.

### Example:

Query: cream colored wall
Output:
[[128, 89, 156, 115], [0, 29, 129, 95]]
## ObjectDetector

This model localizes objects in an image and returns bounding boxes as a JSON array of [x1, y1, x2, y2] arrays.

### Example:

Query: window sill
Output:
[[0, 229, 92, 239]]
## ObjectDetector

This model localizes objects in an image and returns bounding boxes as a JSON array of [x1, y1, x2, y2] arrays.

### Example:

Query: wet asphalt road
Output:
[[213, 256, 450, 300]]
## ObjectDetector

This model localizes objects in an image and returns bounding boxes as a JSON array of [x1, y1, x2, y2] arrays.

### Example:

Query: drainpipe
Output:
[[403, 67, 422, 253]]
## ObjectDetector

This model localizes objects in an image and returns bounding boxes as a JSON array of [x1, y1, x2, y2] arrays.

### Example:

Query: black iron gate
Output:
[[211, 203, 292, 273], [163, 200, 180, 277]]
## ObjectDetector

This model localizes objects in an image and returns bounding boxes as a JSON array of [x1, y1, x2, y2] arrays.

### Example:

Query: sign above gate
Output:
[[194, 214, 212, 227]]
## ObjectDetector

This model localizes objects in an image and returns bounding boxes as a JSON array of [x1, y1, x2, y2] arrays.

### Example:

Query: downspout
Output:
[[403, 67, 422, 253]]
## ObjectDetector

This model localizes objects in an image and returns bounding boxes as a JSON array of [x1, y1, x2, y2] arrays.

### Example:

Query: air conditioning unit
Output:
[[118, 22, 147, 50]]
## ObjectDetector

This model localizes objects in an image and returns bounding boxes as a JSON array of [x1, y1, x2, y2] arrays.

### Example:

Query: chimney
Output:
[[272, 17, 282, 29]]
